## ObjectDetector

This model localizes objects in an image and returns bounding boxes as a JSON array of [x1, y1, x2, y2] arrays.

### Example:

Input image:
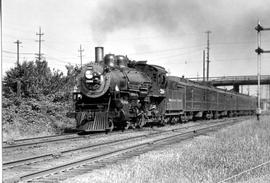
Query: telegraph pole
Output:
[[78, 45, 84, 68], [269, 85, 270, 101], [255, 21, 270, 119], [14, 40, 22, 65], [206, 31, 211, 81], [36, 27, 44, 61], [203, 50, 205, 82]]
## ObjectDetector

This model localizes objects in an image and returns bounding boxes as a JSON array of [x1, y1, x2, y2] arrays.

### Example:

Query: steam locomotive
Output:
[[70, 47, 257, 132]]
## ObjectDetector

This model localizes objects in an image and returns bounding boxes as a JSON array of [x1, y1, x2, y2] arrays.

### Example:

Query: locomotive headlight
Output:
[[85, 70, 93, 79]]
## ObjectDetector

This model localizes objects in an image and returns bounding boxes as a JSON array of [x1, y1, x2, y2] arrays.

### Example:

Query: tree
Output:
[[3, 59, 81, 101]]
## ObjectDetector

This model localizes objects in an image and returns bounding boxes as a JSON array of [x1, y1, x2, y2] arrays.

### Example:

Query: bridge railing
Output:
[[188, 75, 270, 82]]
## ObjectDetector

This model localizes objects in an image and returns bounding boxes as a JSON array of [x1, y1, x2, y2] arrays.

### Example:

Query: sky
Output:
[[2, 0, 270, 97]]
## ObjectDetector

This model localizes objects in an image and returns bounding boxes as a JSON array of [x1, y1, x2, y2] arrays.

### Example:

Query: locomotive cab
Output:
[[133, 62, 168, 125]]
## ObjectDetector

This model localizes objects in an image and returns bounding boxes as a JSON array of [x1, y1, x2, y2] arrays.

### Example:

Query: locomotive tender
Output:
[[70, 47, 257, 132]]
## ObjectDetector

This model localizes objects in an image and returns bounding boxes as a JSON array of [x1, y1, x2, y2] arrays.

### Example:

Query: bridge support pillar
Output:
[[233, 84, 239, 93]]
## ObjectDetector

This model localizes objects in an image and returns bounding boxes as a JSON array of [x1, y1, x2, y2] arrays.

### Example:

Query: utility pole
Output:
[[203, 50, 205, 82], [35, 27, 44, 61], [206, 31, 211, 81], [14, 40, 22, 65], [268, 85, 270, 110], [78, 45, 84, 68], [14, 40, 22, 98]]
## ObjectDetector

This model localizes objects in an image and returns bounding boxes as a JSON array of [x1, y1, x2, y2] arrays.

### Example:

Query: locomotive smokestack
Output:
[[95, 47, 104, 63]]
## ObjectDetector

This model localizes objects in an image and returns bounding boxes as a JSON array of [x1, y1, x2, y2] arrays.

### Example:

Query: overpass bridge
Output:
[[188, 75, 270, 92]]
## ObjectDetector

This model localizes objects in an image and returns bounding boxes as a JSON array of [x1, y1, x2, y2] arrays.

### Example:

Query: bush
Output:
[[2, 59, 79, 140], [3, 60, 81, 99]]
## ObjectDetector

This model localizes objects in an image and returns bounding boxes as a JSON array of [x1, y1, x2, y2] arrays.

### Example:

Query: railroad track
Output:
[[3, 129, 136, 150], [3, 116, 249, 150], [1, 119, 212, 150], [3, 133, 82, 149], [3, 117, 237, 169], [3, 117, 250, 182]]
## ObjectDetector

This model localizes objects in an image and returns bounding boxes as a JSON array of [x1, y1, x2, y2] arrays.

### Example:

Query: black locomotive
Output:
[[70, 47, 256, 132]]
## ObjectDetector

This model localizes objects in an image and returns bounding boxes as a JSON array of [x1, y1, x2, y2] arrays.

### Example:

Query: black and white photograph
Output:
[[1, 0, 270, 182]]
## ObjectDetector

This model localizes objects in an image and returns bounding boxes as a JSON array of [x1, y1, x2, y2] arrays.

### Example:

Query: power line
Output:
[[43, 44, 76, 57], [3, 33, 34, 41], [3, 49, 78, 65], [152, 49, 202, 61], [128, 44, 205, 56], [46, 55, 77, 65], [3, 50, 35, 55]]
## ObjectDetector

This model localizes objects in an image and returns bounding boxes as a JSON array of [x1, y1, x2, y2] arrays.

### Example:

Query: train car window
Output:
[[176, 84, 183, 89], [158, 74, 166, 87], [161, 75, 166, 85], [158, 74, 162, 84]]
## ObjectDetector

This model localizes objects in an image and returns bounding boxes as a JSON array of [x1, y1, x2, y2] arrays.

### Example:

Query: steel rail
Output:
[[3, 118, 234, 169], [3, 116, 249, 150], [3, 128, 135, 149], [3, 135, 83, 149], [3, 117, 247, 169], [3, 126, 148, 149], [15, 119, 241, 182], [3, 133, 75, 144]]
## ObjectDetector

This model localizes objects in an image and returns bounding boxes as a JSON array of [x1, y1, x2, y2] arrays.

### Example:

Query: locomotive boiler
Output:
[[72, 47, 162, 132]]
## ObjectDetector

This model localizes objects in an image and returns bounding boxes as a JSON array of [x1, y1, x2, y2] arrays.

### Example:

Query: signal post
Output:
[[255, 21, 270, 120]]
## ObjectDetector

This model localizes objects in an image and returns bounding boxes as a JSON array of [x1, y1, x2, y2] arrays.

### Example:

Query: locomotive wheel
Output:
[[174, 117, 180, 124], [213, 112, 218, 119], [107, 119, 114, 132], [160, 116, 169, 126], [138, 115, 146, 128], [180, 115, 187, 123], [125, 121, 133, 130], [163, 117, 171, 125], [170, 117, 177, 125]]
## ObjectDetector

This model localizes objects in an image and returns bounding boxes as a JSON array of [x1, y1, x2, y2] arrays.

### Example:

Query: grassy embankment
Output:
[[2, 96, 76, 141], [63, 115, 270, 183]]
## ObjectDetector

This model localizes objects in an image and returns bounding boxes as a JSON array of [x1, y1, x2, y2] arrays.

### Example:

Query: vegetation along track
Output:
[[3, 133, 82, 150], [3, 117, 251, 182]]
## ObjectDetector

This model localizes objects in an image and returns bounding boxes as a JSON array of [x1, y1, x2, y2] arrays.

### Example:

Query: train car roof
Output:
[[168, 76, 256, 98]]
